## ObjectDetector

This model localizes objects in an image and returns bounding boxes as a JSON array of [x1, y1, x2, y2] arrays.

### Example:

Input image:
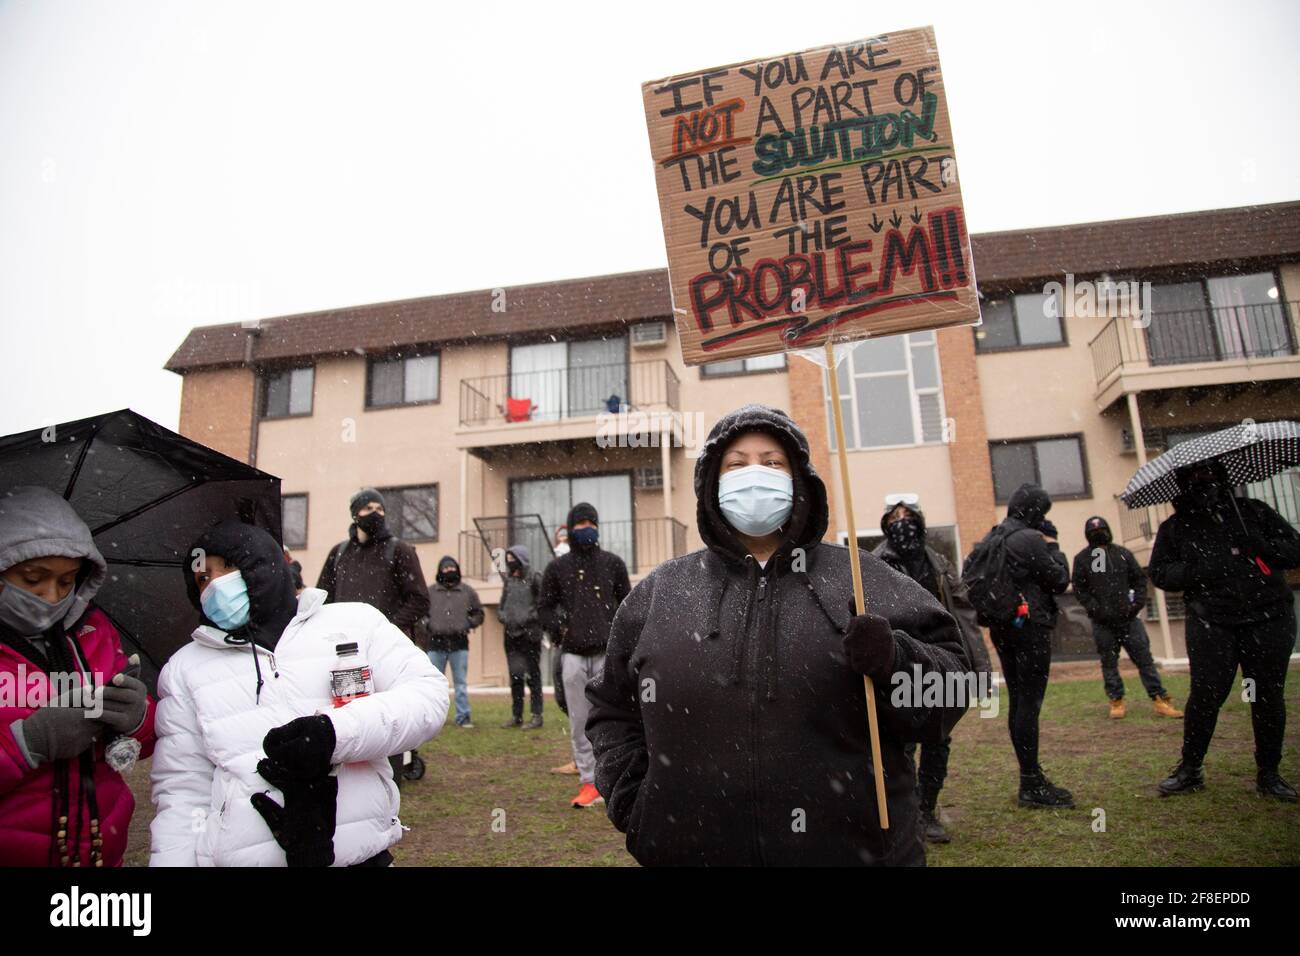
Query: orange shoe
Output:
[[1108, 698, 1126, 719], [571, 783, 604, 808], [1153, 694, 1184, 719]]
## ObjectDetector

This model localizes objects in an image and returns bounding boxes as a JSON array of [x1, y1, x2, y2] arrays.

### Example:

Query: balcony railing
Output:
[[459, 360, 680, 427], [1114, 468, 1300, 545], [459, 515, 689, 579], [1090, 301, 1299, 384]]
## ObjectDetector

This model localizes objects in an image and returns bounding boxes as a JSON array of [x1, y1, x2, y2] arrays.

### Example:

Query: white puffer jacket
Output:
[[150, 588, 448, 866]]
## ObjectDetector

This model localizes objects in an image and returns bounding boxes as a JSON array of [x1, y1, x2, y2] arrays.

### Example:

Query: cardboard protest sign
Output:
[[643, 27, 979, 366]]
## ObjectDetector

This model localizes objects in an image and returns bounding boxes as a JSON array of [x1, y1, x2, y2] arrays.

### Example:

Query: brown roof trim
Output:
[[167, 201, 1300, 372]]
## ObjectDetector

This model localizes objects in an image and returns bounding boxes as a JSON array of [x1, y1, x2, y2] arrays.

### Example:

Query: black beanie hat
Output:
[[350, 488, 385, 517], [567, 502, 599, 528]]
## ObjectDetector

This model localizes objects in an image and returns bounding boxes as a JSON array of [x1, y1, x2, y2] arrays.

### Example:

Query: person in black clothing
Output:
[[497, 545, 544, 729], [316, 488, 430, 783], [539, 503, 630, 807], [1150, 461, 1300, 801], [1071, 516, 1182, 720], [873, 495, 992, 844], [986, 483, 1074, 809], [585, 405, 970, 865]]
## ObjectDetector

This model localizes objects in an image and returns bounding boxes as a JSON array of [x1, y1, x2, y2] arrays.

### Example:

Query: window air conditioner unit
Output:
[[634, 466, 664, 489], [631, 322, 667, 347]]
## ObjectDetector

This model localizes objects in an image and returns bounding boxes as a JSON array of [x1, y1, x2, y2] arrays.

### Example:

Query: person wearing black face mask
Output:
[[873, 496, 991, 844], [421, 557, 484, 729], [497, 545, 544, 729], [317, 488, 431, 779], [1072, 517, 1181, 720], [1150, 462, 1300, 801]]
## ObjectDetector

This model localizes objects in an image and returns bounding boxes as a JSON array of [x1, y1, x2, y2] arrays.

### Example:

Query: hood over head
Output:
[[879, 498, 927, 535], [693, 404, 828, 564], [505, 544, 530, 570], [1084, 515, 1112, 545], [0, 486, 107, 629], [436, 554, 461, 585], [1007, 483, 1052, 527], [185, 520, 297, 649]]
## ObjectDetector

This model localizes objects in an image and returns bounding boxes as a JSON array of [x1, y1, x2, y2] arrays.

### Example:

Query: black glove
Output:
[[843, 613, 897, 681], [262, 715, 337, 781], [96, 668, 149, 735], [1037, 519, 1059, 540], [251, 758, 337, 867]]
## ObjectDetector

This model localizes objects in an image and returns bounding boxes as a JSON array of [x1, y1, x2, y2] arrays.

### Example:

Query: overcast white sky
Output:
[[2, 0, 1298, 436]]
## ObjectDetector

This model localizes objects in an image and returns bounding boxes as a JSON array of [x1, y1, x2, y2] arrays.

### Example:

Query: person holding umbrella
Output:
[[0, 486, 156, 867], [585, 405, 969, 865], [1150, 460, 1300, 801], [150, 520, 448, 866]]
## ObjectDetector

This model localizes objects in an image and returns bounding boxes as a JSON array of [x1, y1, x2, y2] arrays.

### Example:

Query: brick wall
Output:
[[176, 367, 256, 464], [936, 326, 996, 552]]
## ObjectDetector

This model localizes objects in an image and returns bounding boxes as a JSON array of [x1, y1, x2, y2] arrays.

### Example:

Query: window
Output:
[[511, 473, 634, 568], [378, 484, 438, 542], [825, 331, 946, 450], [367, 350, 440, 408], [261, 367, 313, 418], [700, 353, 788, 378], [282, 495, 308, 549], [974, 292, 1065, 352], [989, 435, 1090, 503], [1147, 271, 1291, 364], [509, 336, 627, 421]]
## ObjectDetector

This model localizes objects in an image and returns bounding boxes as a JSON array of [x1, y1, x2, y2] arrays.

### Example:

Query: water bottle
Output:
[[1013, 598, 1029, 629], [330, 642, 374, 708]]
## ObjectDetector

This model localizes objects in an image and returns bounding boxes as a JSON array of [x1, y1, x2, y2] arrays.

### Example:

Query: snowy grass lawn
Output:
[[124, 663, 1299, 866]]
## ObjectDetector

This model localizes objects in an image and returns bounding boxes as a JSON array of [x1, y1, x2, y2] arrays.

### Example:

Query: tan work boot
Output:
[[1108, 698, 1126, 719], [1153, 694, 1184, 718], [550, 760, 579, 775]]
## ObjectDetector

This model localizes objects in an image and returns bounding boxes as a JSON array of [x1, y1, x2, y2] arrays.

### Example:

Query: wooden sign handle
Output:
[[824, 338, 890, 831]]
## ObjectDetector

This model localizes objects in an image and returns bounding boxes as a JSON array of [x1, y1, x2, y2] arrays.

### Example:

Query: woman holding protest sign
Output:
[[585, 404, 970, 865]]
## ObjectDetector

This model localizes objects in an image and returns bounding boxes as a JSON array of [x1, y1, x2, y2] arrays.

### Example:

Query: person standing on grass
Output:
[[538, 502, 630, 808], [873, 493, 991, 845], [421, 556, 484, 729], [967, 483, 1074, 810], [497, 545, 544, 730], [1150, 461, 1299, 801], [1071, 515, 1182, 721], [317, 488, 431, 782]]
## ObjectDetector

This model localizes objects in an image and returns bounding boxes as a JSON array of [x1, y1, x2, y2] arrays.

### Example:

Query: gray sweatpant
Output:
[[562, 651, 605, 785]]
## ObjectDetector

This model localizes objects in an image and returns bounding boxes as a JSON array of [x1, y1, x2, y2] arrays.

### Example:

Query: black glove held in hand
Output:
[[251, 758, 338, 867], [843, 613, 897, 681], [1037, 519, 1059, 540], [262, 715, 337, 780]]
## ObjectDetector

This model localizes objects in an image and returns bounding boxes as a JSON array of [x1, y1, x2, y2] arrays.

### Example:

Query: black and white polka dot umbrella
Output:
[[1121, 420, 1300, 509]]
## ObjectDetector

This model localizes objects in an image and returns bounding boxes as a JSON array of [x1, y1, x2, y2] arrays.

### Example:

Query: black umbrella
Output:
[[0, 408, 282, 692]]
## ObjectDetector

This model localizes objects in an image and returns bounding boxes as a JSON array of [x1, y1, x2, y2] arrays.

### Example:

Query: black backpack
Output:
[[961, 525, 1026, 626]]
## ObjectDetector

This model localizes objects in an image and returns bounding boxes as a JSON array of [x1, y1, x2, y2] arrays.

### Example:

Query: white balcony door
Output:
[[512, 473, 633, 566], [511, 341, 567, 421], [568, 337, 628, 416]]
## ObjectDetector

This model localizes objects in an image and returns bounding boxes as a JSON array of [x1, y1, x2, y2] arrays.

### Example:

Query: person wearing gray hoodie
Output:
[[497, 545, 544, 729]]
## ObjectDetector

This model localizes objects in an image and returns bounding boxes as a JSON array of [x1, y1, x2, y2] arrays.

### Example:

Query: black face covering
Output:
[[355, 511, 386, 537], [505, 554, 521, 575], [1086, 528, 1111, 547], [437, 564, 460, 586], [886, 517, 926, 555]]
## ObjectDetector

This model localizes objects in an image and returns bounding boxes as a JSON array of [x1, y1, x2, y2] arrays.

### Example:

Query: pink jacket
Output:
[[0, 607, 157, 867]]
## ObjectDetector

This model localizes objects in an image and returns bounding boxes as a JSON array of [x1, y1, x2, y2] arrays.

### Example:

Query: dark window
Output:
[[378, 484, 438, 542], [262, 367, 313, 418], [990, 435, 1089, 502], [974, 292, 1064, 352], [282, 495, 308, 549], [700, 353, 788, 378], [367, 352, 440, 408]]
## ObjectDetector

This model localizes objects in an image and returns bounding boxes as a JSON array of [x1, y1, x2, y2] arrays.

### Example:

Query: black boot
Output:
[[1019, 770, 1075, 809], [917, 805, 951, 843], [1157, 760, 1205, 796], [1256, 769, 1298, 802], [522, 714, 543, 730]]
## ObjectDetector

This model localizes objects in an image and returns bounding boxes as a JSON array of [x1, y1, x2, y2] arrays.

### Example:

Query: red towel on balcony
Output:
[[505, 397, 533, 422]]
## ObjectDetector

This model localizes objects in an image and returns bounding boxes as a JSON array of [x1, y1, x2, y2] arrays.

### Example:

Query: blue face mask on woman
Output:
[[201, 569, 251, 631], [718, 464, 794, 537]]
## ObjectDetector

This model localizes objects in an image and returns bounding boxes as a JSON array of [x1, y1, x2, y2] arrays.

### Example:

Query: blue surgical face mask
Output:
[[201, 569, 251, 631], [571, 527, 599, 548], [718, 464, 794, 537]]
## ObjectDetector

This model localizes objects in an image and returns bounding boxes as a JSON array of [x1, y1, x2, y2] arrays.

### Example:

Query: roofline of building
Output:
[[166, 200, 1300, 373]]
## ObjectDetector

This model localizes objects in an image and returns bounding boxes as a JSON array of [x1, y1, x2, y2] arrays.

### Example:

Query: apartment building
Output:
[[166, 200, 1300, 683]]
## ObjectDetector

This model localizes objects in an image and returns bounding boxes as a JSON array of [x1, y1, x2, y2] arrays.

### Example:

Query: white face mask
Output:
[[0, 581, 77, 636], [718, 464, 795, 537]]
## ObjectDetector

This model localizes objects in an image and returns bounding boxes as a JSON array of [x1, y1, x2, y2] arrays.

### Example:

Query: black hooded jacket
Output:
[[186, 521, 298, 652], [316, 520, 429, 639], [538, 504, 631, 656], [1070, 517, 1147, 625], [998, 484, 1071, 628], [873, 501, 991, 678], [1149, 491, 1300, 626], [585, 405, 969, 866]]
